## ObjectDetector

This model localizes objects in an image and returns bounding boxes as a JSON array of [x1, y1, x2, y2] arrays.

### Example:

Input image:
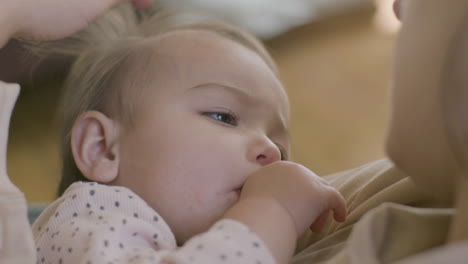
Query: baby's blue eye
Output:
[[204, 112, 238, 126]]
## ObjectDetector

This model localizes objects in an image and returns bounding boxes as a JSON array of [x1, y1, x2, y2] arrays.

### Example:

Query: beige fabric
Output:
[[294, 203, 468, 264], [293, 159, 464, 264], [0, 81, 36, 264]]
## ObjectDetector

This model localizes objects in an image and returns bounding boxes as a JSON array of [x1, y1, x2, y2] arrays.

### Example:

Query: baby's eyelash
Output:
[[201, 110, 286, 159], [202, 110, 238, 126]]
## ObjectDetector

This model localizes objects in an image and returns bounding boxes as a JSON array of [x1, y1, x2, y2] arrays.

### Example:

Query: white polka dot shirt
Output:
[[32, 182, 275, 264]]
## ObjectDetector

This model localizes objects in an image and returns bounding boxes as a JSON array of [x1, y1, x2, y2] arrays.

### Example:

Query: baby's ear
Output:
[[71, 111, 120, 183]]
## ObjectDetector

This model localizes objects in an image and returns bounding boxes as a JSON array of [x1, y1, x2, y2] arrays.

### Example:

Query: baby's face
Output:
[[112, 30, 290, 243]]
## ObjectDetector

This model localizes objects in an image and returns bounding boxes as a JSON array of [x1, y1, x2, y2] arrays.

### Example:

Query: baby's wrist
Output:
[[223, 197, 297, 264], [225, 197, 295, 226]]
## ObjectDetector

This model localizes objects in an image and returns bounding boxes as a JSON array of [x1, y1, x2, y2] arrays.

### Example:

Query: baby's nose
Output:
[[249, 136, 282, 166]]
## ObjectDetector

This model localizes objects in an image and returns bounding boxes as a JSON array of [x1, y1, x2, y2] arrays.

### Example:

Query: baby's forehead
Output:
[[143, 30, 259, 66], [118, 29, 290, 127], [135, 29, 285, 94]]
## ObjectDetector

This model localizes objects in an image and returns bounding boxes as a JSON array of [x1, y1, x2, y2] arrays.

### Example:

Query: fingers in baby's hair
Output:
[[130, 0, 154, 9]]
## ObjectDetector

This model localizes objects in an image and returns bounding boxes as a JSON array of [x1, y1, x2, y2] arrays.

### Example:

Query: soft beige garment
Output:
[[293, 159, 466, 264], [0, 81, 36, 264], [33, 182, 275, 264], [294, 203, 468, 264]]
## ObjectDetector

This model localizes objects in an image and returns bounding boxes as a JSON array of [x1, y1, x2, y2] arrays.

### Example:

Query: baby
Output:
[[32, 5, 346, 264]]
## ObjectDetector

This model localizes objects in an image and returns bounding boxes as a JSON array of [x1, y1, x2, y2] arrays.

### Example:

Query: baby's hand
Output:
[[240, 161, 347, 236]]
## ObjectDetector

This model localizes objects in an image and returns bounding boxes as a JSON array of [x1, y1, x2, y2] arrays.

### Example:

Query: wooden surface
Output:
[[268, 7, 394, 176], [7, 7, 396, 202]]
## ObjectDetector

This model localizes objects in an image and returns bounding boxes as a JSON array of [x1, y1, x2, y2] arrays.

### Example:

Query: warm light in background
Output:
[[374, 0, 401, 33]]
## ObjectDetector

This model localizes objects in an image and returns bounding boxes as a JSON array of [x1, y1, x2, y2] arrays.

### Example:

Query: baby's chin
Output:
[[175, 192, 240, 245]]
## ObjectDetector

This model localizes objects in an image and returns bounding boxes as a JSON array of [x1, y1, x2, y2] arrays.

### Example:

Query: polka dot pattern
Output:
[[32, 182, 275, 264]]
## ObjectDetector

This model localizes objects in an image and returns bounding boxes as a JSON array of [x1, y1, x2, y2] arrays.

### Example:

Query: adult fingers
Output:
[[112, 0, 153, 10], [131, 0, 154, 9]]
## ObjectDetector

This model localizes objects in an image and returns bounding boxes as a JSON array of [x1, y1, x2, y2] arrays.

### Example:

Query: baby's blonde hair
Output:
[[25, 4, 278, 196]]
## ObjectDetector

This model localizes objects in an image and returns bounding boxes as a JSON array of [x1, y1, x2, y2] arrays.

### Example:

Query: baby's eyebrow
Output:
[[186, 82, 254, 103]]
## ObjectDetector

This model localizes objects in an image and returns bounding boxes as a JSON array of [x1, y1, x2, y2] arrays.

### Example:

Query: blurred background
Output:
[[1, 0, 400, 203]]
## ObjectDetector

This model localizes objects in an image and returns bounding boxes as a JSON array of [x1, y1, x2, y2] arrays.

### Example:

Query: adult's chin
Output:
[[393, 0, 404, 21]]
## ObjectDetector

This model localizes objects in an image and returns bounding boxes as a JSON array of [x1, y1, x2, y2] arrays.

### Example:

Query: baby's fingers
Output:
[[310, 210, 330, 233], [328, 189, 347, 223], [309, 189, 346, 233]]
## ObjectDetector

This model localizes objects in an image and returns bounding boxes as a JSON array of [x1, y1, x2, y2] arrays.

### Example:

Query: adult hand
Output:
[[1, 0, 153, 45]]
